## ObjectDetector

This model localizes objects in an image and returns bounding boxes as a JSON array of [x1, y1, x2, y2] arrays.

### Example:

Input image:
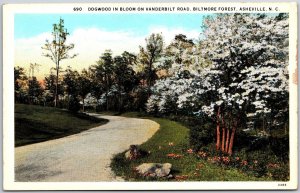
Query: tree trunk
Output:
[[228, 127, 236, 155], [216, 123, 221, 151], [221, 115, 225, 152], [55, 62, 59, 107], [216, 107, 221, 150], [225, 128, 230, 153], [221, 127, 225, 152]]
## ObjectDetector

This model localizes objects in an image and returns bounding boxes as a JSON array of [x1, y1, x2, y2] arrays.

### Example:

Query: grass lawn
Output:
[[15, 104, 108, 147], [111, 112, 271, 181]]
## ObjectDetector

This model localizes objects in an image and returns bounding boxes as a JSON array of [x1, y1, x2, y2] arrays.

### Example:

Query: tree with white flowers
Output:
[[147, 34, 206, 115], [198, 13, 289, 155]]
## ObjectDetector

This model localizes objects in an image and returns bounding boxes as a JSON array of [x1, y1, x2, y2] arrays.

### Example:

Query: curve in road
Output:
[[15, 114, 159, 182]]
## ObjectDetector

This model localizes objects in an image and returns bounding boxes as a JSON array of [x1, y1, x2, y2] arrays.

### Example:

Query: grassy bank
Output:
[[110, 112, 271, 181], [15, 104, 108, 147]]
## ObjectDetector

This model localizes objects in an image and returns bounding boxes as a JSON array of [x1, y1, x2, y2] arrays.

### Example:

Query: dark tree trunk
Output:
[[55, 61, 59, 107], [216, 107, 221, 150], [221, 114, 225, 152]]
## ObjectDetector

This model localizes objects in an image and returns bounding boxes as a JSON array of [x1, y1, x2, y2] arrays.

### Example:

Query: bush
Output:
[[189, 115, 214, 151], [68, 96, 80, 112], [232, 149, 289, 180], [268, 163, 289, 181], [269, 136, 289, 162]]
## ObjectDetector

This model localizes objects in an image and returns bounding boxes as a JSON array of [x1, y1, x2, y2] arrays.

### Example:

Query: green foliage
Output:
[[28, 77, 43, 104], [63, 66, 79, 96], [189, 122, 214, 151], [14, 66, 26, 92], [77, 69, 92, 106], [14, 66, 28, 103]]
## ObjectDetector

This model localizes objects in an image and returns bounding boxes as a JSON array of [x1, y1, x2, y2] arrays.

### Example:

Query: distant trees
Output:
[[44, 69, 64, 105], [63, 66, 79, 109], [15, 66, 44, 105], [90, 50, 139, 112], [28, 77, 43, 104], [14, 67, 28, 103], [42, 18, 77, 107], [77, 69, 92, 112]]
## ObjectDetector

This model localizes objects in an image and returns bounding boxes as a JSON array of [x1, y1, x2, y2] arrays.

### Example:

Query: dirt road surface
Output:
[[15, 114, 159, 182]]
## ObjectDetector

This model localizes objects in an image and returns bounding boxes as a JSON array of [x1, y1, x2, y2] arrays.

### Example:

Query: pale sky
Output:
[[14, 13, 208, 80]]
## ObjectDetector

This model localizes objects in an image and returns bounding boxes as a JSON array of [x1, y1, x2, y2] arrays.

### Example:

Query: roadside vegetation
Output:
[[111, 112, 275, 181], [15, 104, 108, 147]]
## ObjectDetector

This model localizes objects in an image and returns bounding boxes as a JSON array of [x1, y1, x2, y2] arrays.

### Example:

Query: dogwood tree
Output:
[[198, 13, 289, 155], [147, 35, 206, 115]]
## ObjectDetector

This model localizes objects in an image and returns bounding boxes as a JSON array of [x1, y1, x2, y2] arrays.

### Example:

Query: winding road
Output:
[[15, 114, 159, 182]]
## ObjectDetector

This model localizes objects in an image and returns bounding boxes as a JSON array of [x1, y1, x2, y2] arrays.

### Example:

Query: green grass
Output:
[[111, 112, 271, 181], [15, 104, 108, 147]]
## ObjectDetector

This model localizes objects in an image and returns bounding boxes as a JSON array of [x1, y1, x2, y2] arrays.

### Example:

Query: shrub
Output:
[[189, 115, 214, 151], [245, 150, 269, 177], [269, 136, 289, 162], [68, 96, 80, 112], [268, 163, 289, 181]]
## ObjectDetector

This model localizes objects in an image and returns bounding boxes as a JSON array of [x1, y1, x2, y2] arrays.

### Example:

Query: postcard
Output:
[[2, 2, 298, 190]]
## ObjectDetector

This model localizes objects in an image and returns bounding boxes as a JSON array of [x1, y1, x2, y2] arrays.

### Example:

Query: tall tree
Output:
[[113, 52, 138, 112], [96, 50, 114, 110], [42, 18, 77, 107], [138, 33, 164, 97]]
